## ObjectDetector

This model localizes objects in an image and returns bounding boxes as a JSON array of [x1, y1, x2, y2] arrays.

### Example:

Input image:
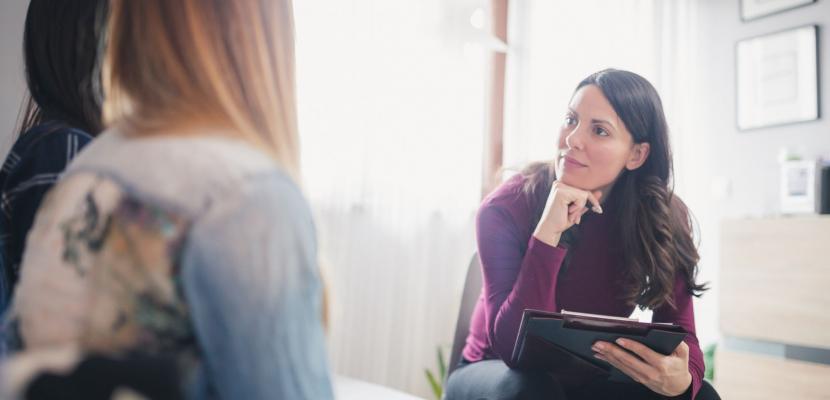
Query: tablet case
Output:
[[510, 309, 687, 385]]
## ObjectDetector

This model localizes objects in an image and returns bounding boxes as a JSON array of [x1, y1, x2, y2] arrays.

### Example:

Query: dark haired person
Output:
[[0, 0, 108, 312], [445, 69, 720, 399]]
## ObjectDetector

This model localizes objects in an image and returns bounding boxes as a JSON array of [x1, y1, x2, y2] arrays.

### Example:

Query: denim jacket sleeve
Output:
[[180, 173, 333, 400]]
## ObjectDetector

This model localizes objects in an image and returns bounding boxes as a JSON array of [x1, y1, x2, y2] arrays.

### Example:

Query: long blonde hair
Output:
[[103, 0, 330, 325], [103, 0, 300, 180]]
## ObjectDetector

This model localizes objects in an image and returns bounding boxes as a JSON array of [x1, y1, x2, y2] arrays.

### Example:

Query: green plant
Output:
[[424, 346, 448, 400], [703, 343, 716, 382]]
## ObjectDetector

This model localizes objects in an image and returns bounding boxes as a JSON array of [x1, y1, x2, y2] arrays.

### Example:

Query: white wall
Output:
[[688, 0, 830, 217], [676, 0, 830, 350], [0, 0, 28, 158]]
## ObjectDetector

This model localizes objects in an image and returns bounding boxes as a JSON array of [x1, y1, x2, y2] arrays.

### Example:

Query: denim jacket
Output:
[[4, 129, 333, 399]]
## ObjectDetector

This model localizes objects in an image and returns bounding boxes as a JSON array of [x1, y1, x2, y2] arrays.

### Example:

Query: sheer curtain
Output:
[[502, 0, 658, 169], [654, 0, 719, 350], [294, 1, 489, 397], [502, 1, 715, 343]]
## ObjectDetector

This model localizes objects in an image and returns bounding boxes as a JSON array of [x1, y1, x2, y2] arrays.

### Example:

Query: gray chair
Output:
[[446, 253, 483, 378]]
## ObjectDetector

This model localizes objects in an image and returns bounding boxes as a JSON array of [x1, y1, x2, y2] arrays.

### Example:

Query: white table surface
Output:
[[334, 375, 427, 400]]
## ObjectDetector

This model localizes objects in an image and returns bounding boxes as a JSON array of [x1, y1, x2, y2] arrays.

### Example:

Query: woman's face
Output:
[[555, 84, 650, 195]]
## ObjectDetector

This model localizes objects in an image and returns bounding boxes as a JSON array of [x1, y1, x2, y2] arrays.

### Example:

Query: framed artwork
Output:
[[740, 0, 816, 21], [736, 25, 819, 130]]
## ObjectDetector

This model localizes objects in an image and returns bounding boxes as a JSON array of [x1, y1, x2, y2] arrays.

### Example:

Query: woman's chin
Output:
[[558, 175, 594, 191]]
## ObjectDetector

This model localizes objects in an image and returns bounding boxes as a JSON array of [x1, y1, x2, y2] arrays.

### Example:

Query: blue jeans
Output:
[[445, 359, 721, 400]]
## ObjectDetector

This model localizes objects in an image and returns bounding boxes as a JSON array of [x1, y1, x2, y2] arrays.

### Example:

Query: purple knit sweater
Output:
[[461, 174, 704, 399]]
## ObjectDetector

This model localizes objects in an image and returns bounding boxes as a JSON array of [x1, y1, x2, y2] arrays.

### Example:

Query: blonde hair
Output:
[[103, 0, 300, 180], [103, 0, 330, 327]]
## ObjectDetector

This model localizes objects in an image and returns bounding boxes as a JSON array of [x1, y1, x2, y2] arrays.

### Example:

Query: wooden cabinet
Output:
[[716, 349, 830, 399], [717, 217, 830, 399]]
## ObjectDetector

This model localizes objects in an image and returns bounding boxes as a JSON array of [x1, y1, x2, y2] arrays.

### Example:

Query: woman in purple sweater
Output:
[[445, 69, 719, 400]]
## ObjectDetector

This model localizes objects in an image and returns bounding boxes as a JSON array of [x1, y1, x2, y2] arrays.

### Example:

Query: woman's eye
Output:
[[594, 126, 609, 136], [564, 115, 576, 125]]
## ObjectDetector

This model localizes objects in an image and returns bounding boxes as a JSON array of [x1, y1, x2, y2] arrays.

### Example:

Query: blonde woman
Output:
[[1, 1, 333, 399]]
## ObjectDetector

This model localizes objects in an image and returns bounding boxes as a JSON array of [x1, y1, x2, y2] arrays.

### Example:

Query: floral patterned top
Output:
[[58, 185, 197, 369], [2, 129, 333, 399]]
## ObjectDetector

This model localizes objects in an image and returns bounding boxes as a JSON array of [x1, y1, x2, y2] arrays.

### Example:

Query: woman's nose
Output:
[[564, 124, 586, 151]]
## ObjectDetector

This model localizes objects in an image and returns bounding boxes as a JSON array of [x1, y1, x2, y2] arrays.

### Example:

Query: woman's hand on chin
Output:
[[532, 180, 602, 247]]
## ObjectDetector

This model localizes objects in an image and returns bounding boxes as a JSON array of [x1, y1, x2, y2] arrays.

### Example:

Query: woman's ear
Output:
[[625, 142, 650, 171]]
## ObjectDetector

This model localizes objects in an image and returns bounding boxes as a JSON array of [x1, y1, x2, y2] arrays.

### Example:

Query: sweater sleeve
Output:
[[652, 275, 704, 399], [179, 175, 333, 400], [476, 203, 568, 365]]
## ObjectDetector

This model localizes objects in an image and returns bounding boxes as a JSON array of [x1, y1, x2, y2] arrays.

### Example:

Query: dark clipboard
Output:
[[510, 309, 687, 385]]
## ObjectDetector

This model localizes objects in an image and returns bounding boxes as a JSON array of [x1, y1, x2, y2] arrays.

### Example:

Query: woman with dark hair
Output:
[[445, 69, 719, 399], [0, 0, 108, 312]]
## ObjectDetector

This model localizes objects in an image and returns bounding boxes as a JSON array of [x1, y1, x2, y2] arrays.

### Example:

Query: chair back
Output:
[[446, 253, 483, 378]]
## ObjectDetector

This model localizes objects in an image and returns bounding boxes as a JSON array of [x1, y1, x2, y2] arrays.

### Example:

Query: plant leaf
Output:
[[437, 347, 447, 381], [703, 343, 716, 381], [425, 369, 442, 400]]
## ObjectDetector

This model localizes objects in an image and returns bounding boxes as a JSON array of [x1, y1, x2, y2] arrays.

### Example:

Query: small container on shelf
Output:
[[779, 151, 830, 215]]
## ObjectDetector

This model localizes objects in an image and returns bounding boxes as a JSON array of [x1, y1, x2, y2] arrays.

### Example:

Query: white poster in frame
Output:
[[741, 0, 816, 21], [736, 25, 819, 130]]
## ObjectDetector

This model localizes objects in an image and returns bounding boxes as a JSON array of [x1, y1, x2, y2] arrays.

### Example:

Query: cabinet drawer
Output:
[[720, 217, 830, 349]]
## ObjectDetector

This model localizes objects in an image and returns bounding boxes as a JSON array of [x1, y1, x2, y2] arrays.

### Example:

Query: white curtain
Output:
[[502, 0, 658, 170], [502, 0, 716, 345], [654, 0, 719, 349], [294, 1, 490, 397]]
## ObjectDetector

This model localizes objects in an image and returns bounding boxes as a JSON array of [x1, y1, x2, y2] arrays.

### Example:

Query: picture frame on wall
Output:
[[740, 0, 816, 21], [736, 25, 819, 130]]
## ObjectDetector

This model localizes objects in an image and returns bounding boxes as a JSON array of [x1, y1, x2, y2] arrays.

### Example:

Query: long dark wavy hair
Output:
[[523, 69, 707, 309], [15, 0, 109, 136]]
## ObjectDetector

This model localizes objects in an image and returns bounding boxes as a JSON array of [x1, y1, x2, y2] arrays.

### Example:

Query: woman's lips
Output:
[[563, 155, 587, 168]]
